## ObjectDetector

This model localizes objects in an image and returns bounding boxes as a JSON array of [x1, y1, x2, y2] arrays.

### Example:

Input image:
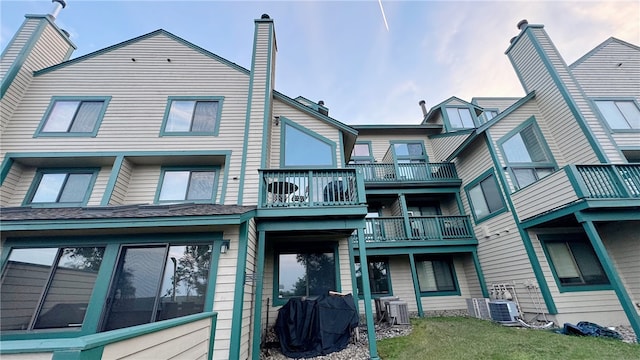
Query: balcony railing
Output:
[[347, 162, 459, 183], [512, 164, 640, 221], [259, 168, 365, 208], [353, 215, 474, 244]]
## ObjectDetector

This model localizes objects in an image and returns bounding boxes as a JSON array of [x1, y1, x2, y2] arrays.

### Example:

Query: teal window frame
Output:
[[592, 98, 640, 132], [154, 166, 220, 204], [23, 168, 99, 207], [279, 117, 337, 168], [497, 117, 557, 190], [0, 233, 220, 341], [464, 169, 507, 224], [390, 140, 428, 164], [539, 234, 612, 293], [480, 109, 499, 124], [354, 256, 392, 299], [413, 255, 460, 296], [349, 141, 374, 164], [34, 96, 111, 137], [443, 106, 476, 130], [160, 96, 224, 136], [272, 242, 339, 306]]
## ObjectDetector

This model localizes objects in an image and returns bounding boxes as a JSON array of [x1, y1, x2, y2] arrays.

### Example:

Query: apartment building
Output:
[[1, 3, 638, 360]]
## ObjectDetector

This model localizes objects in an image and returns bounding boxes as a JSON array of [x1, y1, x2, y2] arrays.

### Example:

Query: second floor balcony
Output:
[[347, 162, 460, 186]]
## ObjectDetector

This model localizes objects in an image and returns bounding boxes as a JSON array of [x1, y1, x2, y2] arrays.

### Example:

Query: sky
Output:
[[1, 0, 639, 125]]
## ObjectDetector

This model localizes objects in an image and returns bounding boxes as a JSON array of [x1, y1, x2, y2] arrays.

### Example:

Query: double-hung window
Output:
[[540, 235, 610, 291], [36, 97, 110, 136], [594, 100, 640, 131], [157, 168, 218, 203], [466, 170, 506, 222], [445, 107, 475, 129], [26, 169, 98, 206], [355, 257, 391, 298], [414, 256, 459, 295], [276, 246, 336, 304], [161, 97, 223, 135], [393, 141, 428, 180], [500, 121, 555, 189]]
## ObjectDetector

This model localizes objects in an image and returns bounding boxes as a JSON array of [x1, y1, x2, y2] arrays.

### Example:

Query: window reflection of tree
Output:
[[286, 252, 335, 297]]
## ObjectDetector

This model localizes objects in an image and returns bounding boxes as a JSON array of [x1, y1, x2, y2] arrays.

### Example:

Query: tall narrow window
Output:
[[500, 122, 555, 189], [36, 97, 110, 136], [594, 100, 640, 130]]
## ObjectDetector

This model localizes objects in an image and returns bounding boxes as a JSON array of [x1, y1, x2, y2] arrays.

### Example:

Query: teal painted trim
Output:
[[279, 117, 337, 168], [63, 45, 75, 61], [260, 22, 274, 169], [52, 346, 104, 360], [237, 22, 260, 205], [1, 214, 248, 232], [429, 128, 474, 139], [399, 193, 412, 240], [441, 105, 480, 131], [422, 96, 482, 124], [0, 157, 15, 185], [504, 23, 544, 54], [256, 217, 366, 231], [0, 17, 29, 59], [338, 131, 346, 166], [364, 245, 478, 257], [219, 152, 231, 204], [581, 221, 640, 342], [25, 14, 76, 50], [100, 155, 124, 205], [524, 29, 608, 163], [35, 29, 248, 77], [2, 232, 223, 249], [0, 18, 46, 99], [350, 141, 375, 163], [408, 254, 424, 317], [454, 192, 465, 214], [229, 221, 249, 360], [22, 167, 100, 207], [0, 312, 216, 354], [365, 187, 461, 195], [590, 97, 640, 133], [354, 257, 393, 299], [356, 239, 478, 251], [80, 244, 119, 334], [355, 228, 380, 359], [576, 208, 640, 222], [34, 96, 111, 137], [483, 132, 558, 314], [272, 91, 358, 136], [414, 256, 462, 296], [250, 231, 266, 360], [471, 250, 489, 298], [159, 96, 224, 136], [389, 139, 429, 162], [496, 116, 558, 191], [154, 165, 221, 204], [347, 229, 361, 313], [463, 168, 508, 224], [207, 315, 217, 360], [206, 238, 225, 312], [5, 150, 231, 159]]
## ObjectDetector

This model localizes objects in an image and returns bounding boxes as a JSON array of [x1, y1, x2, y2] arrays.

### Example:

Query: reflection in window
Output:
[[545, 240, 609, 287], [501, 123, 554, 189], [284, 124, 333, 166], [102, 244, 211, 331], [446, 107, 474, 128], [158, 170, 216, 202], [30, 171, 95, 205], [415, 258, 456, 293], [0, 247, 105, 331], [165, 100, 218, 133], [594, 100, 640, 130], [355, 257, 390, 297], [41, 100, 105, 134], [278, 251, 335, 298], [468, 173, 505, 221]]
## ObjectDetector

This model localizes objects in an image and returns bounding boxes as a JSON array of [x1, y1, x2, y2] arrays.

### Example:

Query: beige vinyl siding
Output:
[[123, 165, 160, 204], [4, 166, 35, 207], [241, 219, 258, 360], [531, 230, 628, 325], [447, 99, 468, 106], [0, 19, 40, 79], [109, 157, 133, 205], [241, 23, 272, 206], [262, 245, 277, 326], [338, 237, 354, 296], [509, 31, 601, 165], [472, 98, 521, 113], [1, 19, 72, 132], [440, 197, 461, 216], [461, 253, 483, 298], [101, 317, 212, 359], [0, 354, 52, 360], [0, 162, 25, 207], [571, 41, 640, 100], [430, 133, 472, 162], [355, 134, 391, 162], [87, 166, 111, 206], [387, 256, 416, 311], [358, 133, 434, 162], [612, 133, 640, 149], [511, 168, 578, 221], [600, 221, 640, 312]]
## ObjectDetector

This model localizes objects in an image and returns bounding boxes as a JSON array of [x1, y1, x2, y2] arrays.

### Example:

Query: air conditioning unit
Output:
[[375, 296, 399, 321], [466, 298, 491, 320], [489, 300, 519, 323], [387, 301, 410, 325]]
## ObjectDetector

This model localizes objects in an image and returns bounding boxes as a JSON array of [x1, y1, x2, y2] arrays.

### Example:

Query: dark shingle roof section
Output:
[[0, 203, 256, 221]]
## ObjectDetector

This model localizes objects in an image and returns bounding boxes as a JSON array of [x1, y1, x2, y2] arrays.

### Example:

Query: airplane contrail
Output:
[[378, 0, 389, 31]]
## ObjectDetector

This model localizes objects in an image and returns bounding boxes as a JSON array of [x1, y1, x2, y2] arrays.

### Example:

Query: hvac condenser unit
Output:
[[488, 300, 519, 323], [387, 301, 410, 325], [466, 298, 491, 320]]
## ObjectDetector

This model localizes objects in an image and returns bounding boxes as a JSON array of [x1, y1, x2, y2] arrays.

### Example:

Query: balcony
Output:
[[259, 168, 366, 209], [352, 215, 476, 247], [512, 164, 640, 222], [347, 162, 460, 185]]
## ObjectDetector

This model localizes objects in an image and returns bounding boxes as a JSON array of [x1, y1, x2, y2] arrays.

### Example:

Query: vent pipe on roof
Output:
[[419, 100, 427, 117], [517, 19, 528, 30], [49, 0, 66, 20]]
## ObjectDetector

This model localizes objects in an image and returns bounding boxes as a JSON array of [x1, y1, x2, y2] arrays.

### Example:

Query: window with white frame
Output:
[[541, 236, 609, 290], [27, 170, 97, 206], [37, 98, 109, 136], [500, 123, 555, 189], [415, 256, 457, 294], [594, 100, 640, 130], [466, 172, 506, 222], [162, 98, 221, 135], [157, 169, 217, 202], [446, 107, 475, 128]]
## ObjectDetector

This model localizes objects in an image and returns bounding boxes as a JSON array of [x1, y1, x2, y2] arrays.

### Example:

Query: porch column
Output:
[[471, 249, 489, 298], [581, 220, 640, 342], [408, 253, 424, 317], [356, 227, 380, 360], [251, 231, 267, 360], [347, 231, 361, 314]]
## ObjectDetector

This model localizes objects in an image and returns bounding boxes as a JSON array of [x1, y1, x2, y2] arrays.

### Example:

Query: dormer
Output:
[[422, 96, 483, 133]]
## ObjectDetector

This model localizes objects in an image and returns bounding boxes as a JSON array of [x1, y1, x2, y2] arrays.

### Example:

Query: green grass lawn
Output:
[[377, 317, 640, 360]]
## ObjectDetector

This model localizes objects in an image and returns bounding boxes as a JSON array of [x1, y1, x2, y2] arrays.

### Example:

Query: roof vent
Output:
[[517, 19, 528, 30], [419, 100, 427, 117], [49, 0, 66, 20], [317, 100, 328, 116], [261, 14, 270, 19]]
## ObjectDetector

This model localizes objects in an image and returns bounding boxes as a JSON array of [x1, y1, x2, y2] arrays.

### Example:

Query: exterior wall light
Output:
[[221, 240, 230, 254]]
